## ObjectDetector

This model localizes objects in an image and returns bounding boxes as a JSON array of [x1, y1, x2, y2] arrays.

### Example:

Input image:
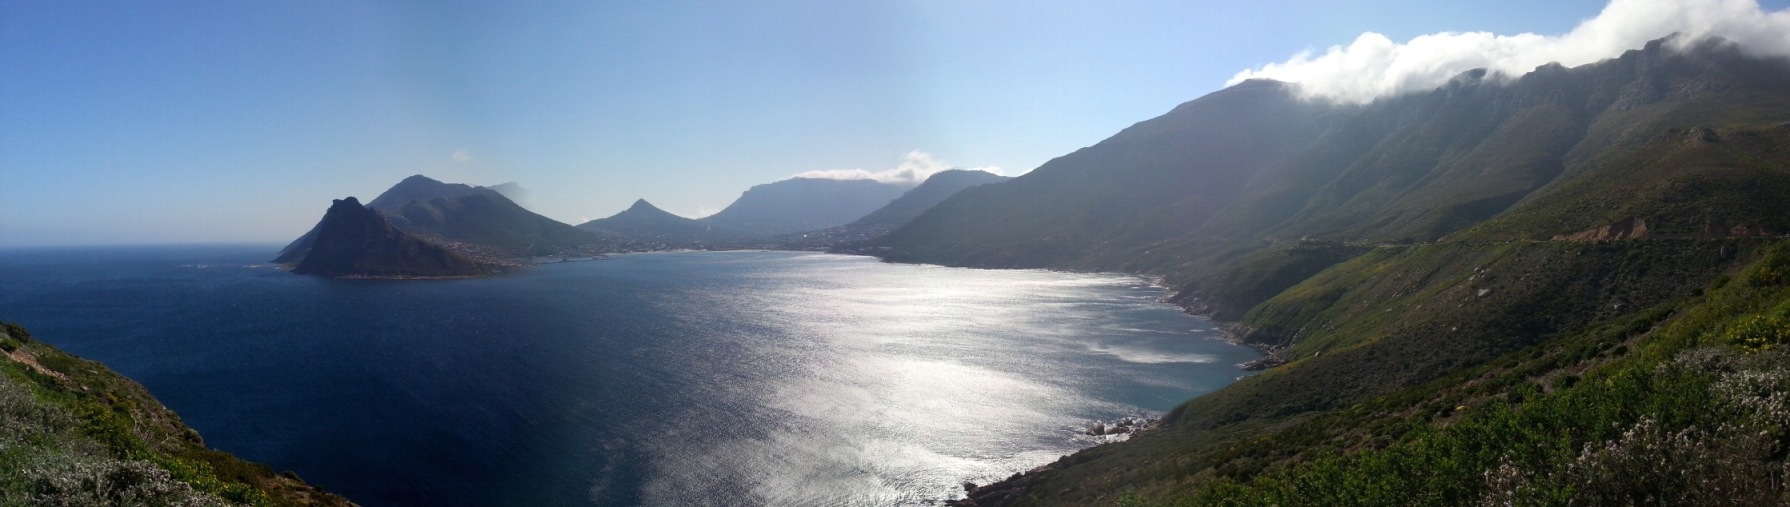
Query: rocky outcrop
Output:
[[1554, 217, 1773, 241], [289, 197, 491, 278], [1553, 217, 1651, 241]]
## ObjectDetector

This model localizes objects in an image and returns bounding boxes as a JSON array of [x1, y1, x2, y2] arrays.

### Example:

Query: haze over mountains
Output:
[[694, 177, 912, 237], [790, 169, 1010, 249], [576, 199, 726, 246], [275, 168, 1009, 275]]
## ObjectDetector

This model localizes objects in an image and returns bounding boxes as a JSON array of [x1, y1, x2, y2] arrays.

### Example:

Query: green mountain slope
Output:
[[893, 37, 1790, 506], [0, 320, 354, 506]]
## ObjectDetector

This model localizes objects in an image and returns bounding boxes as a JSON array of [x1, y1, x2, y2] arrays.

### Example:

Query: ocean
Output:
[[0, 245, 1258, 506]]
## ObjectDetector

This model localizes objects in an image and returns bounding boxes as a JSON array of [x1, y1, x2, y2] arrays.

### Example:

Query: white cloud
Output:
[[1229, 0, 1790, 104], [792, 151, 1005, 185], [451, 150, 472, 163]]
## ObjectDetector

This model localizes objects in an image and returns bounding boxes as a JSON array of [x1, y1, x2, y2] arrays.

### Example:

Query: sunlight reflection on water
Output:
[[626, 253, 1257, 506]]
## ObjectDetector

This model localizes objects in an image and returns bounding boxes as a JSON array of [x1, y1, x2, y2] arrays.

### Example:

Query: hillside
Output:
[[0, 320, 354, 506], [698, 177, 910, 238], [873, 37, 1790, 505]]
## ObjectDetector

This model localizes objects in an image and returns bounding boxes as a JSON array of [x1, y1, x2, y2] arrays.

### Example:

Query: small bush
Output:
[[0, 321, 29, 343]]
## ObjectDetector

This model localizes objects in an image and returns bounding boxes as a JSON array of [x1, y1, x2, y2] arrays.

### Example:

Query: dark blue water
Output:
[[0, 245, 1258, 506]]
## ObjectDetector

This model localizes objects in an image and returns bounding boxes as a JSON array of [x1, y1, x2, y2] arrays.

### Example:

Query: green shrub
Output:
[[1726, 314, 1790, 353], [0, 321, 28, 343]]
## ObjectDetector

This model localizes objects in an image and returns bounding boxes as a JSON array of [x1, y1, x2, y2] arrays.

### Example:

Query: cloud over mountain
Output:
[[1230, 0, 1790, 104], [793, 151, 1004, 185]]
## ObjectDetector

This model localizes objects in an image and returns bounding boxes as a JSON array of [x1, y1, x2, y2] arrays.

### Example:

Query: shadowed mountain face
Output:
[[847, 170, 1009, 228], [870, 79, 1332, 268], [697, 178, 910, 238], [777, 170, 1010, 250], [576, 199, 733, 244], [875, 38, 1790, 273], [290, 197, 489, 278], [382, 190, 608, 255]]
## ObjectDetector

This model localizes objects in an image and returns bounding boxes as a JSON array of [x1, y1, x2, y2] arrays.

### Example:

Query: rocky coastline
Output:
[[945, 284, 1275, 506]]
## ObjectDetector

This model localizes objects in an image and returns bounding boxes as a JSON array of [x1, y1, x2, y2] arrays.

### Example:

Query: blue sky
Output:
[[3, 0, 1780, 246]]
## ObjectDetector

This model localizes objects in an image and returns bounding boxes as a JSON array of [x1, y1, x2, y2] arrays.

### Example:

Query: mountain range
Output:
[[278, 170, 990, 273], [577, 171, 1003, 250]]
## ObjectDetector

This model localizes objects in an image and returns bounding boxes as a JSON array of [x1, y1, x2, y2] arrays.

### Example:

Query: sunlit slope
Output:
[[0, 321, 355, 506], [969, 240, 1790, 506]]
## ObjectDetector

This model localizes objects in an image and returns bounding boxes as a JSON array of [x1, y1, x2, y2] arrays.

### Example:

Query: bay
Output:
[[0, 246, 1258, 506]]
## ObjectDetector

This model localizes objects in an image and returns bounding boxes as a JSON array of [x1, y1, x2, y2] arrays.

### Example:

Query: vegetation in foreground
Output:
[[967, 239, 1790, 506], [0, 321, 352, 506]]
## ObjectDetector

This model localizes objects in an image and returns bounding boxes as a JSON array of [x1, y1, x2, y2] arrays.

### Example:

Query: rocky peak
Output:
[[290, 196, 488, 278]]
